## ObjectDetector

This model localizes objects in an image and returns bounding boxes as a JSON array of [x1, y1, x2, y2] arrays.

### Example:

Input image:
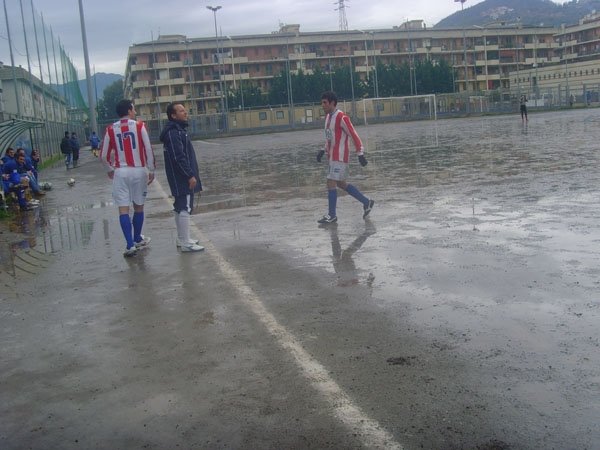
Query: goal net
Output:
[[361, 94, 437, 125]]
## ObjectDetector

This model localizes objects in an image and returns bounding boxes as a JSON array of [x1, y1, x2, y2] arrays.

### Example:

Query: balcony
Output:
[[156, 77, 185, 86], [131, 64, 148, 71], [476, 74, 500, 81], [134, 97, 154, 105], [289, 52, 316, 60], [525, 57, 549, 65], [154, 61, 183, 69], [132, 80, 149, 88], [291, 68, 313, 75], [224, 56, 249, 64]]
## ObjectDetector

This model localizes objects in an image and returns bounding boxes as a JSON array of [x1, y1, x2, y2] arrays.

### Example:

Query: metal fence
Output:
[[126, 87, 600, 142]]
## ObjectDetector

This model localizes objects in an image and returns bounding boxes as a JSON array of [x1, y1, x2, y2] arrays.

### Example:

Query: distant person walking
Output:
[[159, 102, 205, 252], [90, 131, 100, 157], [60, 131, 72, 169], [99, 99, 156, 257], [70, 132, 81, 167], [520, 94, 528, 122], [316, 90, 374, 225]]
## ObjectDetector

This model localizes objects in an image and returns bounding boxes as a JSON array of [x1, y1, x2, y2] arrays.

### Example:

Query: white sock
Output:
[[174, 211, 183, 241], [178, 211, 191, 243]]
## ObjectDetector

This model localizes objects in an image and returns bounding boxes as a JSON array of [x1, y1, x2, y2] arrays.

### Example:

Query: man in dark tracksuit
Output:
[[159, 102, 204, 252]]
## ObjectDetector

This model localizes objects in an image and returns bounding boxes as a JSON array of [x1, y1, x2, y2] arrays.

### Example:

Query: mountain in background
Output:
[[435, 0, 600, 28], [53, 72, 122, 104]]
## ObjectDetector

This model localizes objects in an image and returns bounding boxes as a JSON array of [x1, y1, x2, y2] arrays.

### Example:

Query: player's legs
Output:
[[319, 162, 349, 223], [336, 179, 373, 218], [129, 169, 149, 245], [113, 169, 136, 252], [173, 194, 203, 251]]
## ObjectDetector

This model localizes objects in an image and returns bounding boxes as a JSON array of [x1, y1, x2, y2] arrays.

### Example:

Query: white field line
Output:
[[153, 179, 403, 450]]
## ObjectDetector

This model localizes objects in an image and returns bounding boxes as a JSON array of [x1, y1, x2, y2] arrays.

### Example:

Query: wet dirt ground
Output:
[[1, 109, 599, 449]]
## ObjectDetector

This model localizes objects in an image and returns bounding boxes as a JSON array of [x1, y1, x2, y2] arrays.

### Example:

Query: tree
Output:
[[228, 83, 265, 109], [96, 80, 124, 123]]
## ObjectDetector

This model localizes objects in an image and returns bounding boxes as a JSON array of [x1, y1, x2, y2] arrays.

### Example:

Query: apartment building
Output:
[[512, 13, 600, 104], [124, 15, 600, 121]]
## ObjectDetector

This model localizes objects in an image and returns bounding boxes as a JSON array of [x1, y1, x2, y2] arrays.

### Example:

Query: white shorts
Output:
[[327, 161, 349, 181], [112, 167, 148, 207]]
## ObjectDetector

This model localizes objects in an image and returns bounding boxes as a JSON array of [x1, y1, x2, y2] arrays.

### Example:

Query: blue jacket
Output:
[[90, 134, 100, 148], [159, 120, 202, 197], [70, 137, 80, 151]]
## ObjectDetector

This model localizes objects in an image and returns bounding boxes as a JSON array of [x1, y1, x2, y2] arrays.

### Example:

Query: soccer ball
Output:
[[41, 181, 53, 191], [67, 178, 76, 186]]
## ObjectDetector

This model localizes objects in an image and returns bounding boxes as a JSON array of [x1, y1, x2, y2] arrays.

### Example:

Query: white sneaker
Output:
[[180, 242, 205, 252], [134, 235, 151, 248], [123, 247, 138, 257], [176, 237, 200, 247]]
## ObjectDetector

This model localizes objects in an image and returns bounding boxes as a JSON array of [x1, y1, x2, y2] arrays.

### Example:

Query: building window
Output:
[[174, 85, 183, 95], [259, 111, 267, 120], [169, 52, 180, 61], [276, 110, 284, 119]]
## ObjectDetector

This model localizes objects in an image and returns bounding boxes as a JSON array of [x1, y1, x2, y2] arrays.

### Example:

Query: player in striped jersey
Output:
[[100, 99, 156, 257], [316, 91, 374, 225]]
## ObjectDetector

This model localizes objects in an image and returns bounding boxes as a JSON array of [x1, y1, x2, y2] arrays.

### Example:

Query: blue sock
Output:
[[17, 188, 26, 207], [328, 189, 337, 217], [132, 211, 144, 242], [345, 184, 369, 207], [119, 214, 134, 249]]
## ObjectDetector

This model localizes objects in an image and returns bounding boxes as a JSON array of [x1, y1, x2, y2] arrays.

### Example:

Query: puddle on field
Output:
[[0, 199, 104, 289]]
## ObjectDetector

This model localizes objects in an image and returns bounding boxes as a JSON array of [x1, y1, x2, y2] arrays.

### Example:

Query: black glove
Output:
[[358, 154, 368, 167], [316, 150, 325, 163]]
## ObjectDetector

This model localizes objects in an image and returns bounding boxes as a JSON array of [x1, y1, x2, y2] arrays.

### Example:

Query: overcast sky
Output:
[[2, 0, 568, 77]]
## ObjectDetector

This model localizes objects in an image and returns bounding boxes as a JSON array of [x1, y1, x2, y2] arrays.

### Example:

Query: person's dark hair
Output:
[[166, 102, 185, 121], [4, 147, 14, 156], [116, 99, 134, 117], [64, 131, 69, 137], [321, 91, 338, 105]]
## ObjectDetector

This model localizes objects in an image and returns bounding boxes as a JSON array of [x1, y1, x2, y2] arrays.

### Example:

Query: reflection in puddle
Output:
[[325, 220, 377, 288], [0, 202, 97, 291]]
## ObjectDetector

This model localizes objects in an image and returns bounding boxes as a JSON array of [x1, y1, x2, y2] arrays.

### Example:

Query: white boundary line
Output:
[[153, 179, 403, 449]]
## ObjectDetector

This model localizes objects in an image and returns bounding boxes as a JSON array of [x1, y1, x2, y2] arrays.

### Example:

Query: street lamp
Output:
[[347, 38, 356, 118], [179, 38, 194, 110], [206, 5, 227, 131], [456, 0, 468, 92], [406, 19, 417, 95], [358, 29, 379, 98], [286, 36, 295, 127], [357, 30, 369, 83], [370, 31, 379, 98], [226, 35, 244, 110]]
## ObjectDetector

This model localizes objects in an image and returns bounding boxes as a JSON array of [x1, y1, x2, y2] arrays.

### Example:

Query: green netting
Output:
[[60, 46, 87, 110]]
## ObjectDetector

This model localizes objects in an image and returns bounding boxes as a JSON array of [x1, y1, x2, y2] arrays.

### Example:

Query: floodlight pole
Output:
[[78, 0, 97, 134], [207, 5, 227, 132]]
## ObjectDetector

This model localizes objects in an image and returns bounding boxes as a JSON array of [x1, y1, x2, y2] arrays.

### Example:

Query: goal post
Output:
[[361, 94, 437, 124]]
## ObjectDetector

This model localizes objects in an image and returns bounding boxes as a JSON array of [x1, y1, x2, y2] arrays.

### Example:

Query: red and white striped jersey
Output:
[[100, 119, 155, 172], [324, 109, 364, 163]]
